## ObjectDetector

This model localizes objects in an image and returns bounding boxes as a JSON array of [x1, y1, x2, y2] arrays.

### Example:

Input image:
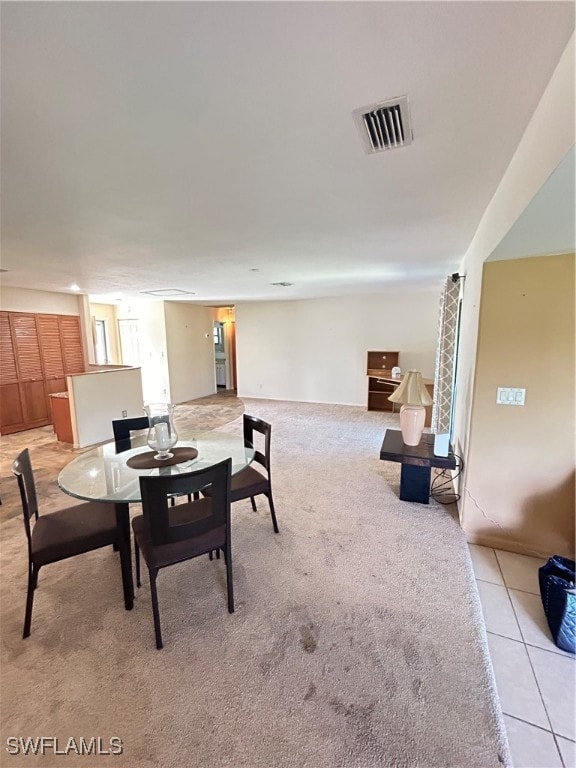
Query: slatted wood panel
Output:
[[12, 313, 43, 382], [0, 310, 85, 434], [37, 314, 65, 378], [60, 316, 85, 374], [1, 312, 26, 431], [0, 312, 18, 385]]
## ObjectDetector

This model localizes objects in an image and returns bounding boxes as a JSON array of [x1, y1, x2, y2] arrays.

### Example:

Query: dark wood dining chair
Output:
[[132, 458, 233, 649], [112, 415, 149, 454], [203, 414, 279, 533], [112, 416, 193, 505], [12, 448, 120, 639]]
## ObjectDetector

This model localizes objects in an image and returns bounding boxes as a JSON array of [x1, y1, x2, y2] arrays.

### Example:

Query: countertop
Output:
[[366, 369, 434, 386]]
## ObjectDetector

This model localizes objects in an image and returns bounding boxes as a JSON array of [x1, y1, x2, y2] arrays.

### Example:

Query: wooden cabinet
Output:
[[49, 392, 74, 444], [0, 311, 85, 435], [367, 351, 400, 412], [366, 350, 434, 427]]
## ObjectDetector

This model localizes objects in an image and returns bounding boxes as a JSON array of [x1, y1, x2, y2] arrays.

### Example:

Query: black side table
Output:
[[379, 429, 456, 504]]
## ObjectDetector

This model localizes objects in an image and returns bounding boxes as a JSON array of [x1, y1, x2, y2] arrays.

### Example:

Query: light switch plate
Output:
[[496, 387, 526, 405]]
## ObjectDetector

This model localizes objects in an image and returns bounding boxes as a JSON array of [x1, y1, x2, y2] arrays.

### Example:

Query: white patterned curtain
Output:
[[432, 277, 461, 434]]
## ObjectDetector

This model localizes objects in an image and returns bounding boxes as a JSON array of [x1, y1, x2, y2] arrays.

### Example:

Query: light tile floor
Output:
[[469, 544, 575, 768]]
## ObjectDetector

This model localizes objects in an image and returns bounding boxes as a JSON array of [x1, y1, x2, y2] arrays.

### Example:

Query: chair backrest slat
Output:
[[243, 414, 272, 474], [11, 448, 39, 542], [112, 416, 149, 453], [139, 458, 231, 546]]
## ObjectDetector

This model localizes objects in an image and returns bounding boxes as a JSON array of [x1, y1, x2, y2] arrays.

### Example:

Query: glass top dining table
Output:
[[58, 428, 255, 504], [57, 427, 255, 612]]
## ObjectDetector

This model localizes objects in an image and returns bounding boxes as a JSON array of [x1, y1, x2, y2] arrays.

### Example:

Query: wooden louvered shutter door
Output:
[[59, 316, 85, 374], [11, 312, 50, 426], [0, 311, 25, 432], [37, 314, 67, 396]]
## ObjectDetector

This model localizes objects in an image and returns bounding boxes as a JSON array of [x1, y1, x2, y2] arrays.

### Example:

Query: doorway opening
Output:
[[118, 318, 141, 366], [213, 307, 236, 392]]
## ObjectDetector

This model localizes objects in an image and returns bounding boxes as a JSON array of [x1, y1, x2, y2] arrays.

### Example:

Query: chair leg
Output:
[[225, 545, 234, 613], [112, 542, 119, 552], [215, 549, 220, 560], [148, 568, 163, 650], [135, 540, 141, 588], [250, 496, 257, 512], [23, 563, 39, 639], [267, 492, 279, 533], [208, 550, 213, 561]]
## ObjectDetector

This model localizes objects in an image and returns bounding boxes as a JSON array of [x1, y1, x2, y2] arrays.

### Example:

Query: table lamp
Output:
[[387, 370, 432, 446]]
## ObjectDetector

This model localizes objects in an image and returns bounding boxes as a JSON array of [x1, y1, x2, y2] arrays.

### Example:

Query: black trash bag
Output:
[[538, 555, 575, 654]]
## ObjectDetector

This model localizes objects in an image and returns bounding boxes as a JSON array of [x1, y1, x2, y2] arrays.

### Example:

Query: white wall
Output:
[[116, 300, 170, 403], [164, 302, 216, 403], [453, 34, 575, 516], [235, 292, 440, 405], [68, 367, 144, 448], [0, 285, 82, 315]]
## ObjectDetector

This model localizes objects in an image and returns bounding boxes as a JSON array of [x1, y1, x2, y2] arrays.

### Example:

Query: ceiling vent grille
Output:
[[140, 288, 195, 297], [353, 96, 413, 154]]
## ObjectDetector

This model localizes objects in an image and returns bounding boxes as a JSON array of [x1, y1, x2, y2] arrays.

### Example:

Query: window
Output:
[[93, 319, 109, 364]]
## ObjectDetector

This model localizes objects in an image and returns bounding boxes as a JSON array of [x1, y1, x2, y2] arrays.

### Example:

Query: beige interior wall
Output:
[[453, 34, 574, 472], [235, 291, 439, 405], [164, 302, 216, 404], [0, 285, 83, 315], [461, 253, 575, 558]]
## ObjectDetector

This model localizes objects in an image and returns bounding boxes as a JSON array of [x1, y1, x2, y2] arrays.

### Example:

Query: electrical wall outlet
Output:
[[122, 410, 127, 417], [496, 387, 526, 406]]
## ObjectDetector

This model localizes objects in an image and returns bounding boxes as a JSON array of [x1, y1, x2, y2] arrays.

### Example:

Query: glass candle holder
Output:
[[144, 403, 178, 460]]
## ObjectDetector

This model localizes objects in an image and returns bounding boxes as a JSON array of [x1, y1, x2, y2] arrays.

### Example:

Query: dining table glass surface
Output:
[[58, 428, 255, 504]]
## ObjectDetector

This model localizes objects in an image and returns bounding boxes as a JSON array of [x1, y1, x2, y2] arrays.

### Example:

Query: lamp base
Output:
[[399, 404, 425, 446]]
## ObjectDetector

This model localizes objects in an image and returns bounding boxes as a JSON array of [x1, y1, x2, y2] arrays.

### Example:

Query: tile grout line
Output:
[[470, 547, 574, 765], [474, 573, 574, 659], [504, 586, 558, 738], [483, 550, 564, 763], [493, 550, 566, 742], [494, 549, 570, 757]]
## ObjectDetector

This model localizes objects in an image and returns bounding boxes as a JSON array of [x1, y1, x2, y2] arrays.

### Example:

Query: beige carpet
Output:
[[0, 398, 510, 767]]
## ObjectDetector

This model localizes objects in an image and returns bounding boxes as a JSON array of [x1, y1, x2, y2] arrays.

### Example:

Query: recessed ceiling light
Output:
[[70, 283, 80, 291]]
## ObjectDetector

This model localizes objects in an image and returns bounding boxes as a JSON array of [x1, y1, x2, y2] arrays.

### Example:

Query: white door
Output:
[[118, 319, 141, 366]]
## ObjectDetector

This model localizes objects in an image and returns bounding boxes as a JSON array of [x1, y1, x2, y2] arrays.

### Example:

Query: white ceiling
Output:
[[1, 1, 574, 305], [488, 146, 576, 262]]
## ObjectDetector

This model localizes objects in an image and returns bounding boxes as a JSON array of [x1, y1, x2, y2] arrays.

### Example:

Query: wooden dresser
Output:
[[366, 351, 434, 427]]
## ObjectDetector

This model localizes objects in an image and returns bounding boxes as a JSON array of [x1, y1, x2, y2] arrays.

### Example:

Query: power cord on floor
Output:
[[430, 453, 464, 505]]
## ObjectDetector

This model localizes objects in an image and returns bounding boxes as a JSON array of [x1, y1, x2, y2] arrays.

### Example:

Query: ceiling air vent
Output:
[[140, 288, 195, 297], [352, 95, 413, 155]]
